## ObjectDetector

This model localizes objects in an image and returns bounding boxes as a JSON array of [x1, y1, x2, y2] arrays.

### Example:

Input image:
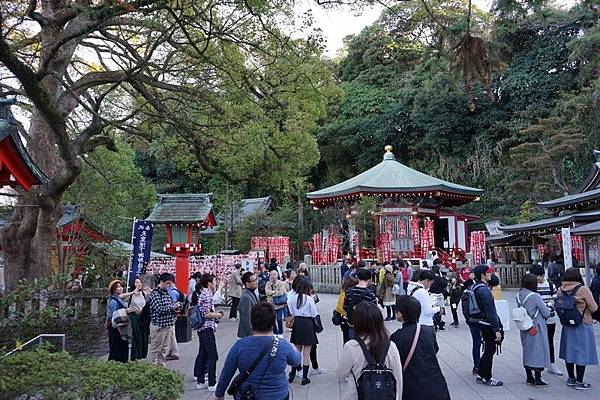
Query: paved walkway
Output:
[[164, 291, 600, 400]]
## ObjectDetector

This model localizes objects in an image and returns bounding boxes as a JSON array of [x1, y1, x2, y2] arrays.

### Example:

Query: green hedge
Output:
[[0, 349, 185, 399]]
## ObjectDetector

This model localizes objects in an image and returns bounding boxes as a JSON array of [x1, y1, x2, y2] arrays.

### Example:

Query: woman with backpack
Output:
[[391, 295, 450, 400], [516, 273, 552, 386], [557, 268, 598, 390], [335, 302, 402, 400]]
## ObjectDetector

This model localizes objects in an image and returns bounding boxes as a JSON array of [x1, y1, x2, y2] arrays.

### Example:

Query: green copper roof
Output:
[[307, 146, 483, 200], [146, 194, 215, 223]]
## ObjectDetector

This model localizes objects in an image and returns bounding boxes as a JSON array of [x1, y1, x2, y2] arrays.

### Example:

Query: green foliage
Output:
[[505, 116, 584, 197], [0, 349, 184, 399], [64, 143, 156, 241], [354, 197, 378, 248], [0, 281, 109, 356], [316, 1, 599, 226]]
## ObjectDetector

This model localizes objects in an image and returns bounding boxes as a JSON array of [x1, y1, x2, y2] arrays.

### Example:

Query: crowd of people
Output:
[[103, 256, 600, 399]]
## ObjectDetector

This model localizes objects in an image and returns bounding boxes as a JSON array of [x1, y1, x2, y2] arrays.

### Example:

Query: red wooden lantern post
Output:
[[147, 194, 216, 294], [164, 223, 205, 294]]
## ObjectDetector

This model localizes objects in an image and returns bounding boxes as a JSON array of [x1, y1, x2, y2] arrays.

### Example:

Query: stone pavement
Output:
[[163, 291, 600, 400]]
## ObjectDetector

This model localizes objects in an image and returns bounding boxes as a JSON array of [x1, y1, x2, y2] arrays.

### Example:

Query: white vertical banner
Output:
[[562, 227, 573, 269]]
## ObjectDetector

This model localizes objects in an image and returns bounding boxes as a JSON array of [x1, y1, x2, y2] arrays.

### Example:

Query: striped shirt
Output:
[[343, 286, 378, 325], [537, 278, 557, 324]]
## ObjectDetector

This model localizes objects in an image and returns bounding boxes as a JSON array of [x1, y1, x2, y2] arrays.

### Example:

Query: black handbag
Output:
[[314, 315, 324, 333], [332, 310, 342, 326], [227, 338, 273, 397]]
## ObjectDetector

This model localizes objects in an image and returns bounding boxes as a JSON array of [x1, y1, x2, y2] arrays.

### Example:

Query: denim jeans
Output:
[[273, 307, 285, 335], [194, 329, 218, 386], [469, 323, 481, 369]]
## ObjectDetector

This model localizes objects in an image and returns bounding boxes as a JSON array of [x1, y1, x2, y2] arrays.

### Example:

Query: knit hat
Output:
[[385, 264, 393, 273]]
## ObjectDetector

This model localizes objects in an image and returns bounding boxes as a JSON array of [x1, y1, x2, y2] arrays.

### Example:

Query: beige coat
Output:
[[335, 338, 403, 400], [265, 280, 287, 309], [228, 270, 243, 298], [559, 281, 599, 324]]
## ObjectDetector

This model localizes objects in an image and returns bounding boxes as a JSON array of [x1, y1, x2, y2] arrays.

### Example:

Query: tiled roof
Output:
[[498, 209, 600, 235], [307, 147, 482, 201], [146, 194, 215, 223], [204, 196, 273, 235]]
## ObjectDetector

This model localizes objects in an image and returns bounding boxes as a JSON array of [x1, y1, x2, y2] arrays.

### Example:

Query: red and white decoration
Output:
[[311, 230, 343, 265], [251, 236, 290, 264], [555, 233, 584, 263], [470, 230, 486, 265], [420, 219, 435, 258], [147, 254, 259, 288]]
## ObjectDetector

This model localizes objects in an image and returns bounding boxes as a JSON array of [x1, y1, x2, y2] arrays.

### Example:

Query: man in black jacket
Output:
[[472, 265, 504, 387]]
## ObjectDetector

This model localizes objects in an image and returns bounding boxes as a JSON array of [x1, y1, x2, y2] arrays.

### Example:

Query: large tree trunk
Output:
[[0, 5, 80, 290], [1, 190, 62, 290]]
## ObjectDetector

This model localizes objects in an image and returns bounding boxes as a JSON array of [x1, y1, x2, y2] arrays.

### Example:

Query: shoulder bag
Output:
[[227, 338, 275, 397], [403, 324, 421, 372], [314, 315, 324, 333]]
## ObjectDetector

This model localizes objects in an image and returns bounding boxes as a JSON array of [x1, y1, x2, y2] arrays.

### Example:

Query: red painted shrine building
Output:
[[307, 146, 484, 264], [0, 98, 47, 191]]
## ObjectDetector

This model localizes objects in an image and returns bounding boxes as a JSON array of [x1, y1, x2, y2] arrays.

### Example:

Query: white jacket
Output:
[[407, 281, 439, 326]]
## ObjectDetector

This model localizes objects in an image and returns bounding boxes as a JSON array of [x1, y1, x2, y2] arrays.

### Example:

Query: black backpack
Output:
[[461, 283, 486, 324], [353, 338, 396, 400], [555, 284, 584, 327]]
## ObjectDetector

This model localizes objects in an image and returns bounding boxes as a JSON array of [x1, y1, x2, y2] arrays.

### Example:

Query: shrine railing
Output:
[[0, 289, 110, 320], [493, 263, 530, 288], [307, 265, 342, 294], [306, 263, 531, 292]]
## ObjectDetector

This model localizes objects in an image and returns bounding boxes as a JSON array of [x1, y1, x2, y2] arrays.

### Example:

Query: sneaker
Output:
[[567, 378, 578, 387], [229, 317, 238, 321], [526, 378, 535, 385], [301, 377, 311, 385], [575, 382, 591, 390], [547, 363, 564, 376], [312, 368, 327, 375], [475, 376, 485, 384], [165, 354, 179, 361], [208, 385, 217, 392], [485, 378, 503, 387], [438, 326, 446, 331], [534, 379, 548, 386], [196, 383, 208, 390]]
